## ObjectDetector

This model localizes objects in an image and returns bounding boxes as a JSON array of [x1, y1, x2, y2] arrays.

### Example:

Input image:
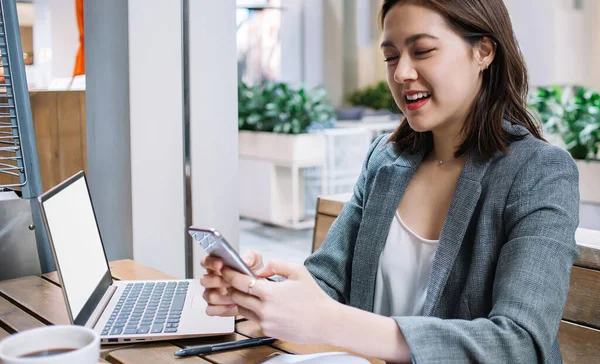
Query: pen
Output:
[[173, 336, 277, 357]]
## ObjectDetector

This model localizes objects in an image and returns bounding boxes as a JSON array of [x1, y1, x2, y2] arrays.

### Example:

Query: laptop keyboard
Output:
[[101, 281, 189, 336]]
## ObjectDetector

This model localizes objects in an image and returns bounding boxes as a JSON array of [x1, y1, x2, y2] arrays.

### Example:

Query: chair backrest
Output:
[[559, 228, 600, 364], [312, 195, 600, 364]]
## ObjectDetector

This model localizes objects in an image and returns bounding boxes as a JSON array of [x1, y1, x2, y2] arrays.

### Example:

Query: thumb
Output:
[[241, 250, 263, 272], [255, 260, 300, 279]]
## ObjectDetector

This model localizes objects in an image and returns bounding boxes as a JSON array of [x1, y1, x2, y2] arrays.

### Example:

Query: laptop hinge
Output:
[[85, 285, 118, 329]]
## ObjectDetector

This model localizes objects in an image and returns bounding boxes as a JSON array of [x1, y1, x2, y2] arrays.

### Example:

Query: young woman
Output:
[[201, 1, 579, 362]]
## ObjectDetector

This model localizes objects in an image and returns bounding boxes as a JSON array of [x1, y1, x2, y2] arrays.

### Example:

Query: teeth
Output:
[[405, 92, 431, 101]]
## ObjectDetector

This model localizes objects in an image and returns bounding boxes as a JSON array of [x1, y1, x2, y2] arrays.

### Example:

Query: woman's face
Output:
[[382, 4, 484, 133]]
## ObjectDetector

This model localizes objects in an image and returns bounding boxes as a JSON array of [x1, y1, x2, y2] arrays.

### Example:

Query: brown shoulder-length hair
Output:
[[380, 0, 544, 159]]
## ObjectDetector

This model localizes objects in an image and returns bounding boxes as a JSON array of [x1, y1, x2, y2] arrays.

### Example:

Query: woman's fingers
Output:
[[241, 250, 264, 272], [237, 306, 261, 323], [200, 274, 231, 289], [230, 289, 263, 313], [221, 266, 266, 299], [206, 304, 239, 317], [202, 288, 235, 305], [201, 255, 224, 272]]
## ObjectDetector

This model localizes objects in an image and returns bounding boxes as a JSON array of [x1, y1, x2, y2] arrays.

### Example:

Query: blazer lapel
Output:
[[350, 148, 426, 311], [422, 152, 494, 316]]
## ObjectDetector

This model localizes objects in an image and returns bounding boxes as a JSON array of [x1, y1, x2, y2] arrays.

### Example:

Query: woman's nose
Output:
[[394, 58, 418, 84]]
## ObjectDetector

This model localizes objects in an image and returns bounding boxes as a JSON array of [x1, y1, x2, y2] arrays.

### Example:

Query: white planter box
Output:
[[576, 160, 600, 204], [238, 130, 326, 165], [238, 131, 327, 229]]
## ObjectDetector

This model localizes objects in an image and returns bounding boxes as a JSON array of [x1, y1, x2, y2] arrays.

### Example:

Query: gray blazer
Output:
[[305, 122, 579, 363]]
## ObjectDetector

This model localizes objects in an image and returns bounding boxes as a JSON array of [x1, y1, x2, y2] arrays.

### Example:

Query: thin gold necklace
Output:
[[433, 154, 463, 165]]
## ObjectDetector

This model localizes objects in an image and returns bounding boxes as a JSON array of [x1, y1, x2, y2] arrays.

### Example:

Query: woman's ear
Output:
[[474, 36, 496, 71]]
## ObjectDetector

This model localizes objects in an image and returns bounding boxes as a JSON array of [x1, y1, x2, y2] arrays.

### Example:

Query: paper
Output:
[[258, 352, 370, 364]]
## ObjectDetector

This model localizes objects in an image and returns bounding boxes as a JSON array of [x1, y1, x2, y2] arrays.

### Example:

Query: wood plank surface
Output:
[[43, 259, 174, 286], [558, 321, 600, 364], [78, 91, 87, 173], [576, 245, 600, 270], [0, 276, 69, 325], [312, 213, 336, 253], [109, 259, 176, 281], [57, 89, 86, 182], [236, 320, 384, 364], [176, 333, 283, 364], [575, 228, 600, 270], [0, 295, 45, 332], [563, 266, 600, 329], [316, 194, 350, 216], [104, 343, 212, 364], [30, 91, 60, 192], [0, 325, 9, 340], [42, 271, 60, 286]]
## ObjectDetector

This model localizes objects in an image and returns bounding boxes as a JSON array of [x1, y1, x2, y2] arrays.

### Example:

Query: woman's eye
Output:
[[415, 49, 435, 56], [384, 56, 398, 63]]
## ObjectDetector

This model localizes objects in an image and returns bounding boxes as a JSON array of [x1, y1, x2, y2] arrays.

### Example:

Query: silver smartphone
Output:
[[188, 227, 256, 277]]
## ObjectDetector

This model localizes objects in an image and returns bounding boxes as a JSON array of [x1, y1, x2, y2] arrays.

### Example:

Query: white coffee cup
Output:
[[0, 325, 100, 364]]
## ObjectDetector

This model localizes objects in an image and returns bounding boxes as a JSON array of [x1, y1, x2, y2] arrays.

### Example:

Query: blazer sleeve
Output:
[[392, 145, 580, 363], [304, 134, 386, 304]]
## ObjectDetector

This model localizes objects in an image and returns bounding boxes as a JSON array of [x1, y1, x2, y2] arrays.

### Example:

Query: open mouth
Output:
[[405, 92, 432, 104]]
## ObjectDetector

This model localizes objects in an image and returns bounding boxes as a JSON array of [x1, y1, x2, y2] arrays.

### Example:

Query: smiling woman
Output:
[[200, 1, 580, 363], [381, 0, 544, 161]]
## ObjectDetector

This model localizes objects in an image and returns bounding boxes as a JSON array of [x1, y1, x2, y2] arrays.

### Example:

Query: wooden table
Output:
[[0, 259, 382, 364]]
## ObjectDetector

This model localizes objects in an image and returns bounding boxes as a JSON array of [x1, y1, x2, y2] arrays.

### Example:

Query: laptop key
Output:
[[167, 318, 180, 324], [151, 325, 163, 333], [124, 329, 137, 335], [171, 296, 185, 311], [110, 327, 123, 335], [101, 330, 109, 336], [165, 328, 178, 333], [166, 323, 179, 328], [137, 327, 150, 334]]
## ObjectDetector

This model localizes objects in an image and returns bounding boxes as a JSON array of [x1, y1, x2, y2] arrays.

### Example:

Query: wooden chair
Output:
[[312, 194, 600, 364]]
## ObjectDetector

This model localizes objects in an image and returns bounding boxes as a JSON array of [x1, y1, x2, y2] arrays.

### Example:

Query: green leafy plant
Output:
[[238, 81, 336, 134], [346, 81, 399, 112], [528, 85, 600, 160]]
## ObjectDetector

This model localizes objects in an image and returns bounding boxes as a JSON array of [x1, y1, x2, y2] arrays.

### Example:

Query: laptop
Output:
[[37, 171, 233, 344]]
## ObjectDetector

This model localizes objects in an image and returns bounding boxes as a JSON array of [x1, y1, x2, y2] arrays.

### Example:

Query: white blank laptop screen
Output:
[[42, 177, 110, 319]]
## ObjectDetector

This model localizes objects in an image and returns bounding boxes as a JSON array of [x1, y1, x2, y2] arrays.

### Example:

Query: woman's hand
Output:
[[200, 250, 264, 317], [221, 260, 339, 344]]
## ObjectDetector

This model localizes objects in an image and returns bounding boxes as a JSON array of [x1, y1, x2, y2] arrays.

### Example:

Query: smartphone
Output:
[[188, 227, 256, 277]]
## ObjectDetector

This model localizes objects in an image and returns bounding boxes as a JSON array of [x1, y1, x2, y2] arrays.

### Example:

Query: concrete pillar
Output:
[[84, 0, 133, 262], [188, 0, 239, 277], [86, 0, 239, 278]]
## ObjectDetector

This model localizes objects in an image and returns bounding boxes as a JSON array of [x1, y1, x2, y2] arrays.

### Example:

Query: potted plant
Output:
[[238, 81, 335, 163], [343, 81, 401, 121], [237, 81, 336, 228], [528, 85, 600, 204]]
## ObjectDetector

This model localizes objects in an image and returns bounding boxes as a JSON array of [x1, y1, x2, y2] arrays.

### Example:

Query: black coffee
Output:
[[19, 348, 77, 358]]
